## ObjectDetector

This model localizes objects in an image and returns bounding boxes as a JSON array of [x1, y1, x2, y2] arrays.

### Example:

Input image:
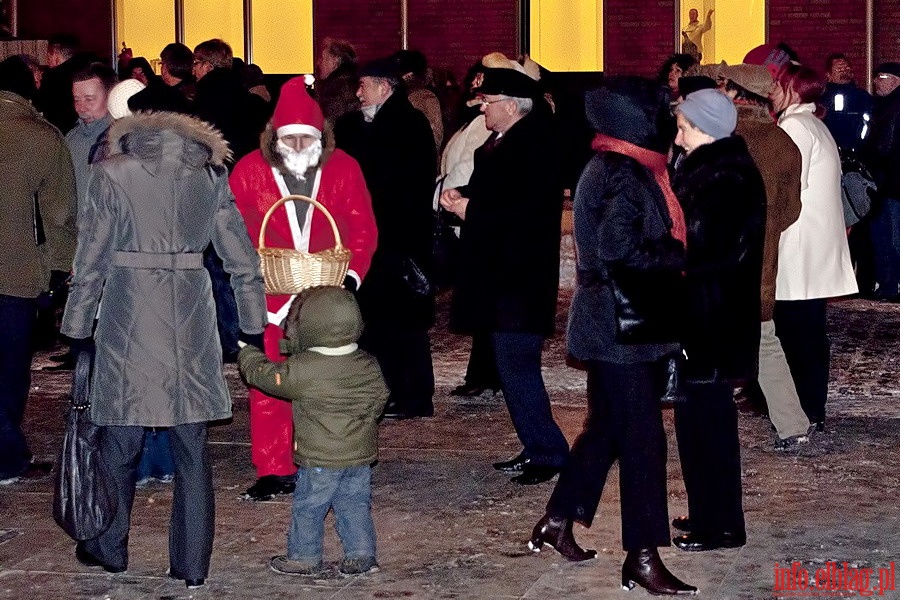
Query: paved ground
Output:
[[1, 292, 899, 600]]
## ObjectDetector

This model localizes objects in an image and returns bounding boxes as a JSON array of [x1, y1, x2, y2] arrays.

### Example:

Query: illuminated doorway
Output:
[[677, 0, 766, 65]]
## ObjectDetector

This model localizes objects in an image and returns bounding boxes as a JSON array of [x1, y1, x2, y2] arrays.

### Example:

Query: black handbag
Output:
[[53, 348, 117, 541], [399, 256, 433, 297], [659, 353, 687, 403], [609, 268, 684, 344], [431, 208, 460, 289]]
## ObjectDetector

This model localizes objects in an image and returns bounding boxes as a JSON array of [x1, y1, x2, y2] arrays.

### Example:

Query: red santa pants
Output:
[[248, 323, 297, 478]]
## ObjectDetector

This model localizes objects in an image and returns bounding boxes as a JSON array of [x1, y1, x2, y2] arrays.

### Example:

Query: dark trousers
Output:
[[204, 245, 239, 359], [849, 217, 877, 297], [83, 423, 214, 579], [360, 326, 434, 416], [674, 381, 745, 535], [0, 295, 37, 478], [463, 331, 501, 389], [136, 429, 175, 480], [870, 196, 900, 298], [773, 298, 830, 423], [491, 332, 568, 468], [547, 361, 670, 550]]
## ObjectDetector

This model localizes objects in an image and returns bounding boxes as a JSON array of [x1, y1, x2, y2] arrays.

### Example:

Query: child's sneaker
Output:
[[338, 556, 379, 576], [269, 555, 323, 576]]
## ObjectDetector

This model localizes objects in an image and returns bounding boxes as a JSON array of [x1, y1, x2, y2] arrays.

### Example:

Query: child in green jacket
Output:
[[238, 286, 389, 576]]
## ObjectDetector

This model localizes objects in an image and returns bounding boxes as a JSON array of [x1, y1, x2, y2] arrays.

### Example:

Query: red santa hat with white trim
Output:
[[272, 76, 324, 140]]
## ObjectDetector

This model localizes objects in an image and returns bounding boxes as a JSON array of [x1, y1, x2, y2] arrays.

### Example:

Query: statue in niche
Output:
[[682, 7, 714, 62]]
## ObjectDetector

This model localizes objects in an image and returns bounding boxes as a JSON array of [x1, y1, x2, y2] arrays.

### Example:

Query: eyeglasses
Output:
[[192, 59, 206, 67], [479, 97, 509, 106]]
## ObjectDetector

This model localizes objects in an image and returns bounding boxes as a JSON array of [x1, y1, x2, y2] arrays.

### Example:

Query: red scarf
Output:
[[591, 133, 687, 245]]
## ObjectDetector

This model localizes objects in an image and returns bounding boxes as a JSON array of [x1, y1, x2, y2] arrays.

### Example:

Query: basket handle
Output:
[[258, 195, 344, 251]]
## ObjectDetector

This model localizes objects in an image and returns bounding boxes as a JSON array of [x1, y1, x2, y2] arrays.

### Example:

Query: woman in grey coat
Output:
[[61, 111, 267, 588]]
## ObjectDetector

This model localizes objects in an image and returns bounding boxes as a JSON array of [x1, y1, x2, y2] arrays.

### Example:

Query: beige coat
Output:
[[776, 103, 858, 300]]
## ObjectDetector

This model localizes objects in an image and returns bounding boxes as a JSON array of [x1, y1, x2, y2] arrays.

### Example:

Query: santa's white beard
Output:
[[276, 139, 322, 179]]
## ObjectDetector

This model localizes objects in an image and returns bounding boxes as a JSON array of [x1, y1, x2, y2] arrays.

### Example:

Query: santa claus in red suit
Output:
[[230, 76, 378, 501]]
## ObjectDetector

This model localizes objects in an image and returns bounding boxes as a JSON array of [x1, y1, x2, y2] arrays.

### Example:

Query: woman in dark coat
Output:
[[528, 77, 696, 596], [61, 112, 267, 586], [670, 88, 766, 552]]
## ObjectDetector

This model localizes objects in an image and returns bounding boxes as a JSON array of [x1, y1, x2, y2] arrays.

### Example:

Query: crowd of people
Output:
[[0, 30, 898, 595]]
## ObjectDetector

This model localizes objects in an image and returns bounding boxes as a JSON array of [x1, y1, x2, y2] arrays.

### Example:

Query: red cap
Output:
[[272, 76, 324, 139]]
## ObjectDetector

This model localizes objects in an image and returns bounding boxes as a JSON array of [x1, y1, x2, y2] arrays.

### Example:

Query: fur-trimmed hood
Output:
[[260, 120, 336, 175], [107, 111, 232, 167]]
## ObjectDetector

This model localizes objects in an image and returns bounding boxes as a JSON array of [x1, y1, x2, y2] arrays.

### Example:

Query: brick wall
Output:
[[874, 0, 900, 67], [604, 0, 676, 78], [17, 0, 112, 63], [313, 0, 402, 67], [768, 0, 868, 75], [314, 0, 517, 83], [14, 0, 898, 84], [408, 0, 518, 82]]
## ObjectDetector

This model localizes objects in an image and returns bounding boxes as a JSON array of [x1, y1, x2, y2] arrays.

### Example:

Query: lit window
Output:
[[678, 0, 765, 65], [530, 0, 603, 72]]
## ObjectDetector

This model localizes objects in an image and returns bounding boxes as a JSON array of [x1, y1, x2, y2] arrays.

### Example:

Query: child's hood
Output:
[[281, 287, 364, 354]]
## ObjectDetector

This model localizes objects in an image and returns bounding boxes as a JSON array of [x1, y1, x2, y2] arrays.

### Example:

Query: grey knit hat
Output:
[[676, 88, 736, 140]]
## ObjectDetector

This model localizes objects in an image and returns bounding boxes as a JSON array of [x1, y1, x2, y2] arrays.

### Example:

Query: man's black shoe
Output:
[[511, 465, 560, 485], [671, 516, 691, 532], [75, 542, 126, 573], [449, 383, 501, 398], [239, 474, 296, 501], [168, 571, 206, 589], [492, 453, 530, 473], [382, 401, 432, 420], [672, 531, 746, 552], [0, 460, 53, 485], [45, 357, 77, 371]]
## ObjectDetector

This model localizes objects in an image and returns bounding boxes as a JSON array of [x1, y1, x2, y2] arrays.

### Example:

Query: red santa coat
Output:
[[230, 147, 378, 325], [230, 144, 378, 478]]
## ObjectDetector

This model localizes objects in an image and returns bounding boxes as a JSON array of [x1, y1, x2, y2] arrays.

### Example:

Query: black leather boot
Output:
[[622, 548, 697, 595], [527, 514, 597, 562]]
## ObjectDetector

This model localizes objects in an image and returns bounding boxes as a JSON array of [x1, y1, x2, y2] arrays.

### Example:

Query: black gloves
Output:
[[239, 331, 265, 351], [342, 275, 358, 292], [36, 270, 71, 310]]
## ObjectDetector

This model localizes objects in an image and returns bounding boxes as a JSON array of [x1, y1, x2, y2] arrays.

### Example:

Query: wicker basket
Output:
[[258, 195, 352, 295]]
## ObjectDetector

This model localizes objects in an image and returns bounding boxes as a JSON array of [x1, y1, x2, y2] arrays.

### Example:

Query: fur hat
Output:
[[720, 63, 774, 98], [481, 52, 526, 74], [677, 88, 737, 140], [107, 78, 146, 119], [271, 76, 324, 139]]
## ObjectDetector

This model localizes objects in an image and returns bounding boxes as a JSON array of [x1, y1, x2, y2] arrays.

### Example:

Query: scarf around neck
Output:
[[591, 133, 687, 245]]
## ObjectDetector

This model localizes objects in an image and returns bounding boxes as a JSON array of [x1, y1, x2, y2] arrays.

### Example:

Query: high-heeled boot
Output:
[[622, 548, 697, 595], [527, 514, 597, 562]]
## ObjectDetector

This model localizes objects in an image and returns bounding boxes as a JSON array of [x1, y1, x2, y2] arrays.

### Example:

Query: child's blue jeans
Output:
[[287, 464, 376, 562]]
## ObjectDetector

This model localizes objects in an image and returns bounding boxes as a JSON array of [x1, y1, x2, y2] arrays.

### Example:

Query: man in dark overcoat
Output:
[[440, 68, 568, 485], [334, 57, 438, 419]]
